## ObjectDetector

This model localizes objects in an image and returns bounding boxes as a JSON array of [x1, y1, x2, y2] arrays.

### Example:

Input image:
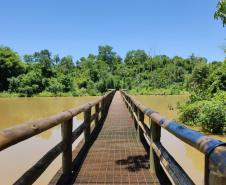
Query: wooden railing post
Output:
[[137, 109, 144, 142], [150, 120, 161, 174], [95, 103, 99, 127], [134, 106, 138, 130], [84, 107, 91, 143], [61, 118, 72, 175], [207, 145, 226, 185], [101, 98, 106, 118], [129, 99, 132, 113], [132, 101, 135, 120]]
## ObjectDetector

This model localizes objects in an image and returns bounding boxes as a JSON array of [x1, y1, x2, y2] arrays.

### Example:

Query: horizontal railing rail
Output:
[[0, 90, 116, 185], [120, 90, 226, 185]]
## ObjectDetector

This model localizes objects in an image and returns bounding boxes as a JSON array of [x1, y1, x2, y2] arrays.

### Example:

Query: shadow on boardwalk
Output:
[[115, 154, 149, 172]]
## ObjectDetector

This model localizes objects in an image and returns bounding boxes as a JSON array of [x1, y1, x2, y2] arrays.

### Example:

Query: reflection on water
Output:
[[0, 96, 97, 185]]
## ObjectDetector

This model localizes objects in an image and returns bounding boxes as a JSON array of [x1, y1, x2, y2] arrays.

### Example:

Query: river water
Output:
[[135, 95, 226, 185], [0, 95, 225, 185], [0, 97, 97, 185]]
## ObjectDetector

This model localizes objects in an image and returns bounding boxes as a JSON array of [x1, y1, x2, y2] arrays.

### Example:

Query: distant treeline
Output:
[[1, 45, 223, 96]]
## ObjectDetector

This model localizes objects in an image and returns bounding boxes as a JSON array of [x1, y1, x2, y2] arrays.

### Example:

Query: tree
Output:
[[0, 47, 25, 91], [124, 50, 148, 66], [97, 45, 121, 73], [47, 78, 64, 95], [188, 62, 209, 91], [58, 56, 74, 73], [8, 69, 42, 96], [214, 0, 226, 26], [33, 49, 54, 78], [207, 62, 226, 94]]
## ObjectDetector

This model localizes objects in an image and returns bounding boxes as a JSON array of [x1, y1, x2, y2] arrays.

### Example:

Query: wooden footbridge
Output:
[[0, 90, 226, 185]]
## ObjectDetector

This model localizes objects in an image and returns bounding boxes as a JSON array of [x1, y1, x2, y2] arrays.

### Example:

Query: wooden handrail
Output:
[[0, 90, 116, 185], [120, 90, 226, 185]]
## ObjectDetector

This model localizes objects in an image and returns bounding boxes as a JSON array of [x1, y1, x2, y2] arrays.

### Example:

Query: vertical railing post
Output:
[[204, 155, 210, 185], [84, 107, 91, 143], [95, 103, 99, 127], [126, 97, 128, 108], [129, 99, 132, 113], [137, 109, 144, 142], [101, 97, 105, 119], [61, 118, 72, 175], [149, 120, 161, 174], [134, 106, 138, 130], [106, 94, 110, 109], [207, 146, 226, 185], [132, 102, 134, 121]]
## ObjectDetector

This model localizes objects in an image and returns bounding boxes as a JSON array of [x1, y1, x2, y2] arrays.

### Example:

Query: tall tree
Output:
[[97, 45, 121, 73], [58, 56, 74, 73], [0, 47, 25, 90]]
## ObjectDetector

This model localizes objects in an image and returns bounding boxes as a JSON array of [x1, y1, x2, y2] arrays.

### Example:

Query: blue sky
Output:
[[0, 0, 225, 61]]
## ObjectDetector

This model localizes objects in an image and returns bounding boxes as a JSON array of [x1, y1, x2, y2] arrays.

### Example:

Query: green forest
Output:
[[1, 45, 224, 97]]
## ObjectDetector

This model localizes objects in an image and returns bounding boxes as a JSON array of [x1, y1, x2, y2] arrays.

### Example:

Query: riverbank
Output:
[[0, 88, 189, 97], [0, 91, 101, 98], [129, 88, 189, 95]]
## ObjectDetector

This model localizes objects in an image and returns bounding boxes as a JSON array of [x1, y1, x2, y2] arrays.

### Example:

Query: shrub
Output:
[[179, 97, 226, 134], [179, 101, 204, 126], [199, 101, 226, 134], [46, 78, 64, 96]]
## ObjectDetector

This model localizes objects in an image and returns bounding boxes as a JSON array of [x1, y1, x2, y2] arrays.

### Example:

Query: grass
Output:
[[0, 92, 20, 97]]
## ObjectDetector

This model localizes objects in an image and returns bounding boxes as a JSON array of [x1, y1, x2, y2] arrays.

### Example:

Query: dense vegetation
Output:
[[178, 1, 226, 134], [0, 45, 212, 97], [178, 61, 226, 134]]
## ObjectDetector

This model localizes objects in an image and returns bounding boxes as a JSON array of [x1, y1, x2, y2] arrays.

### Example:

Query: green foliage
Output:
[[178, 101, 204, 126], [178, 60, 226, 134], [46, 78, 64, 95], [214, 0, 226, 26], [8, 69, 42, 96], [129, 84, 186, 95], [1, 45, 224, 99], [199, 100, 226, 134], [179, 91, 226, 134], [187, 62, 209, 91], [0, 92, 20, 97], [0, 47, 25, 91]]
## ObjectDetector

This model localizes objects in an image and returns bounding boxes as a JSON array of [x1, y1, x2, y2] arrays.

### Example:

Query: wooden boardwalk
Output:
[[51, 91, 160, 184], [1, 90, 226, 185]]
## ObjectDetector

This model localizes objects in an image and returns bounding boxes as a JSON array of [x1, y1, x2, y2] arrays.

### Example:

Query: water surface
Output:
[[0, 96, 97, 185]]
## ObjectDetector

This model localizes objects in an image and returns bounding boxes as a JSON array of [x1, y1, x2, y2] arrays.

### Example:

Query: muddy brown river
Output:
[[0, 95, 225, 185]]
